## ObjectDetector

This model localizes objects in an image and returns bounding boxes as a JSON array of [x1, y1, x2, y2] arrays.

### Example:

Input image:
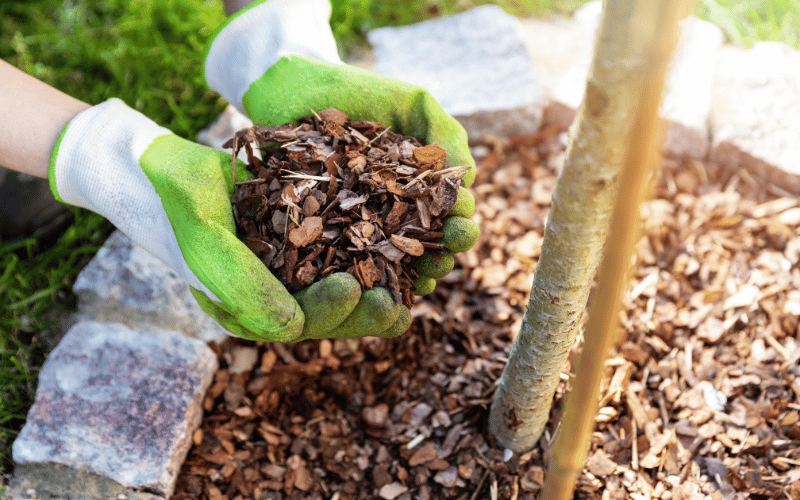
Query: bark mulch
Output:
[[174, 110, 800, 500], [226, 108, 466, 305]]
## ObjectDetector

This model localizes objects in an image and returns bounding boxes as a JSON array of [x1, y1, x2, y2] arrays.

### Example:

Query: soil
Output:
[[173, 108, 800, 500]]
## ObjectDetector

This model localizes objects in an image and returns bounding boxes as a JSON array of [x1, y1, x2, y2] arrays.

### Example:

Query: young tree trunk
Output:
[[489, 0, 652, 452], [542, 1, 690, 496]]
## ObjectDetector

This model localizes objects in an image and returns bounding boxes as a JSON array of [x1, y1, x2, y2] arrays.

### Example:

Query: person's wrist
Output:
[[49, 99, 171, 210]]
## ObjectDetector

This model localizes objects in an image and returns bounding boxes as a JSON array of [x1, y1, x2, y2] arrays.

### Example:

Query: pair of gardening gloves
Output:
[[49, 0, 478, 342]]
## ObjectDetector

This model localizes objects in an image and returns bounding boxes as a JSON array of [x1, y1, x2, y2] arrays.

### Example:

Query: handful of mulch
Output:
[[225, 108, 467, 309]]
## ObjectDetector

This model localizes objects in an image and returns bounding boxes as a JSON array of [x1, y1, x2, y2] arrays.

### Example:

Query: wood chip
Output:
[[178, 110, 799, 500], [288, 217, 323, 247], [390, 234, 425, 256]]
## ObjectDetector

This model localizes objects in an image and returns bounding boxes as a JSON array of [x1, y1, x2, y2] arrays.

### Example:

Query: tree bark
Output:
[[488, 0, 651, 452]]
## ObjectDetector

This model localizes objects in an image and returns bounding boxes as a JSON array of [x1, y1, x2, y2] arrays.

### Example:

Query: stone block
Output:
[[522, 1, 600, 109], [10, 321, 218, 499], [522, 1, 723, 158], [73, 230, 230, 343], [5, 463, 165, 500], [367, 5, 543, 142], [710, 42, 800, 195], [519, 13, 595, 104], [660, 16, 723, 158]]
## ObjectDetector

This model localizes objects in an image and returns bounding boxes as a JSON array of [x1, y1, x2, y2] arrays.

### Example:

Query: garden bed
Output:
[[173, 117, 800, 500]]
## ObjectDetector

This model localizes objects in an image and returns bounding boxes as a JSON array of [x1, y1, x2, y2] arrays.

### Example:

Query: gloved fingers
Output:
[[181, 224, 304, 342], [411, 90, 475, 174], [416, 251, 455, 279], [461, 166, 476, 188], [379, 306, 412, 338], [292, 272, 362, 341], [323, 287, 403, 339], [413, 275, 436, 296], [190, 287, 284, 342], [449, 187, 476, 218], [413, 216, 478, 295], [441, 217, 480, 253], [447, 187, 475, 218], [140, 136, 304, 342]]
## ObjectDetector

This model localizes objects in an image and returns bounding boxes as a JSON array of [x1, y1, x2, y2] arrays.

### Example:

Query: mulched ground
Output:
[[173, 107, 800, 500]]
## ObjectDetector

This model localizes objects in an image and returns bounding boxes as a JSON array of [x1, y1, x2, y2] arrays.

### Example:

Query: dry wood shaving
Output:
[[175, 105, 799, 500]]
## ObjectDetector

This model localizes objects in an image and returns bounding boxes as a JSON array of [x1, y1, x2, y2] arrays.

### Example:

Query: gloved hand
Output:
[[49, 98, 308, 341], [204, 0, 479, 337], [49, 98, 407, 342]]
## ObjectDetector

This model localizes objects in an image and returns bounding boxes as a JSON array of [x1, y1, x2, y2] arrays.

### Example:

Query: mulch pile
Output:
[[227, 108, 466, 307], [174, 107, 800, 500]]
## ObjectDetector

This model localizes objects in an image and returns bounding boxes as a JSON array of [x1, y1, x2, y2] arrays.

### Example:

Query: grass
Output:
[[1, 0, 798, 483], [0, 210, 110, 474], [699, 0, 800, 49]]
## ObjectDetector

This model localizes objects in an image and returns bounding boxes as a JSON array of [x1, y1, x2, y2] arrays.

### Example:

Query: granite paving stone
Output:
[[10, 321, 218, 499], [710, 42, 800, 195], [367, 5, 544, 141], [73, 230, 230, 343]]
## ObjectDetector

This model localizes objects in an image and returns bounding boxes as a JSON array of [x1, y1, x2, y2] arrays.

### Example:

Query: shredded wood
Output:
[[227, 108, 465, 308], [175, 106, 800, 500]]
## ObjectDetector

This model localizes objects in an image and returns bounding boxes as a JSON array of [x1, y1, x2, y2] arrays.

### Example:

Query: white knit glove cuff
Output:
[[204, 0, 343, 114], [51, 98, 217, 300]]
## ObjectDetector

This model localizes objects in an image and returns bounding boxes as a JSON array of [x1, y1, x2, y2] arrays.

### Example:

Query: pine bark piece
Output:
[[318, 107, 349, 125], [289, 217, 323, 248], [390, 235, 425, 256], [357, 256, 382, 288], [412, 144, 447, 165]]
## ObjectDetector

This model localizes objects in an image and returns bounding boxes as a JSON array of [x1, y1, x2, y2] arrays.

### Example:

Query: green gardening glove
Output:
[[205, 0, 479, 340], [49, 99, 304, 342]]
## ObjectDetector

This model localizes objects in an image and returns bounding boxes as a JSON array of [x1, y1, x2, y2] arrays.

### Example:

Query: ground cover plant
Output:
[[1, 0, 799, 487]]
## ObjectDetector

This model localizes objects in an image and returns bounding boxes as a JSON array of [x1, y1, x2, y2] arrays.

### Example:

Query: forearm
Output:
[[0, 59, 90, 179]]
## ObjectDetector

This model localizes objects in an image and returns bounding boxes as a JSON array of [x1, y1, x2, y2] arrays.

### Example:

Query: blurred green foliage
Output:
[[0, 0, 228, 136], [700, 0, 799, 49]]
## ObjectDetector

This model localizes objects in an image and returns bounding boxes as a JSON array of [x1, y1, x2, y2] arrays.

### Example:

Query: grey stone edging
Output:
[[72, 230, 231, 344], [367, 4, 544, 141], [8, 321, 218, 499]]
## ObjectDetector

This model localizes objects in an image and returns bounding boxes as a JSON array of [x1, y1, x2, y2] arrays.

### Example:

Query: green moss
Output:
[[0, 0, 228, 138]]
